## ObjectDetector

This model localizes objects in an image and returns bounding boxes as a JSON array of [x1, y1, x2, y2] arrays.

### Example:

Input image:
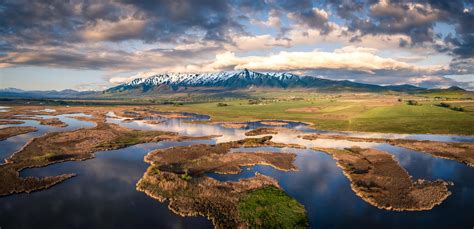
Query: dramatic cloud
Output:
[[326, 0, 474, 58], [0, 0, 243, 45], [80, 18, 148, 42], [204, 48, 441, 74], [0, 0, 473, 89], [287, 8, 332, 33], [108, 46, 448, 86], [251, 9, 282, 28]]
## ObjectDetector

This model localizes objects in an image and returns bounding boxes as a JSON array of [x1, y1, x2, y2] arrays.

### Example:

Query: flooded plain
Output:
[[0, 110, 473, 228]]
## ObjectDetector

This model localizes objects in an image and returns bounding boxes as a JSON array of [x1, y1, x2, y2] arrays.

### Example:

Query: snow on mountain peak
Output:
[[122, 70, 298, 87], [105, 69, 426, 93]]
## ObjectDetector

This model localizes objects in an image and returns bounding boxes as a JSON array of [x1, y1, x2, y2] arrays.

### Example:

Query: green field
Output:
[[146, 93, 474, 135], [3, 91, 473, 135], [238, 186, 308, 228]]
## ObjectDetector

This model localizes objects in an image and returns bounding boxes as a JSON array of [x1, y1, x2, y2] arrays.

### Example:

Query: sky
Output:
[[0, 0, 473, 91]]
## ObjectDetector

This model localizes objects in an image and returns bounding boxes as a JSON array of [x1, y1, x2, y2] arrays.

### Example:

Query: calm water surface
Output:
[[0, 113, 94, 162], [0, 111, 473, 228]]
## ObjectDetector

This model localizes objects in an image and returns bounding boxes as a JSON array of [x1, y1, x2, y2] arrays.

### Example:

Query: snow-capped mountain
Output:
[[105, 69, 424, 93]]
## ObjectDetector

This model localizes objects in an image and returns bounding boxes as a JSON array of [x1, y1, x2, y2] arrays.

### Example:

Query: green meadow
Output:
[[238, 186, 308, 228], [148, 92, 474, 135]]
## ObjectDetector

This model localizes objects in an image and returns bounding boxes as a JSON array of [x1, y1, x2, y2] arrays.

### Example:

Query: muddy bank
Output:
[[390, 140, 474, 167], [218, 122, 248, 129], [137, 137, 308, 228], [0, 105, 139, 120], [0, 126, 37, 141], [38, 118, 68, 127], [315, 147, 451, 211], [121, 109, 193, 120], [245, 127, 278, 136], [143, 120, 165, 125], [0, 120, 24, 125], [302, 134, 474, 167], [0, 113, 214, 196], [245, 127, 302, 136], [260, 121, 288, 126], [146, 148, 297, 176], [9, 117, 68, 127]]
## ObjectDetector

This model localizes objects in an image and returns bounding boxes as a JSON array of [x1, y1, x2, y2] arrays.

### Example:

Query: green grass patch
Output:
[[180, 169, 192, 181], [238, 186, 308, 228], [349, 104, 474, 135], [145, 94, 474, 135], [32, 152, 57, 161]]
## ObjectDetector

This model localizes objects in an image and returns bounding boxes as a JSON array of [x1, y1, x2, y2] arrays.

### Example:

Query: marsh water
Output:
[[0, 111, 473, 228]]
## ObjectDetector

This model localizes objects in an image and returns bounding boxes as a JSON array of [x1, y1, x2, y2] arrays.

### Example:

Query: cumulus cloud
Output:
[[251, 9, 282, 28], [0, 42, 221, 71], [204, 47, 442, 74], [80, 18, 147, 42], [326, 0, 474, 58], [1, 0, 473, 89], [287, 8, 332, 33], [106, 46, 450, 87]]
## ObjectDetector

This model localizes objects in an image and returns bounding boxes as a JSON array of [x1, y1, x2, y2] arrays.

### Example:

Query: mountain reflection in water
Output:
[[0, 111, 473, 228]]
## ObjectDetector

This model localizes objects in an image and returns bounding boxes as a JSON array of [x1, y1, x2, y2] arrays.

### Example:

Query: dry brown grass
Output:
[[218, 122, 249, 129], [315, 147, 451, 211], [260, 121, 288, 126], [137, 136, 303, 228], [0, 126, 37, 141], [302, 134, 474, 167], [0, 110, 214, 196], [245, 127, 278, 136], [0, 120, 24, 125]]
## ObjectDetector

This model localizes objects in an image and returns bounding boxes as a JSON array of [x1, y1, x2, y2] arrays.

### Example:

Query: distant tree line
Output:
[[406, 100, 419, 106], [437, 102, 465, 112]]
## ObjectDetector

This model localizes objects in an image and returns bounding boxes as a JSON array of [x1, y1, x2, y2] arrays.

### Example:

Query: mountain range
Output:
[[105, 69, 426, 94], [0, 88, 97, 98], [1, 69, 468, 98]]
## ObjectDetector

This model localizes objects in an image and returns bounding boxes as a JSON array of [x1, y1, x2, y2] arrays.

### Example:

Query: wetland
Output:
[[1, 104, 473, 228]]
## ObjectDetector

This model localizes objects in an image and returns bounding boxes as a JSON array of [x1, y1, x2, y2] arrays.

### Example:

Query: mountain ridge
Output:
[[0, 88, 97, 98], [2, 70, 470, 99], [105, 69, 426, 94]]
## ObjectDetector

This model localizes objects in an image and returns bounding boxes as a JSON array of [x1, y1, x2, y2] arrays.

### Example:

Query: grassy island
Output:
[[303, 134, 474, 167], [137, 136, 308, 228], [238, 186, 309, 228], [315, 147, 452, 211], [0, 126, 37, 141], [0, 110, 213, 196]]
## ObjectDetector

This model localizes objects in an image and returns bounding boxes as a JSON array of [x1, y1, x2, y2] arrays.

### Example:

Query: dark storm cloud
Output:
[[272, 0, 313, 11], [448, 57, 474, 74], [287, 7, 332, 33], [0, 0, 338, 69], [0, 48, 128, 69], [267, 0, 333, 32], [0, 1, 79, 46], [0, 0, 243, 45], [0, 0, 248, 69], [331, 0, 440, 43], [445, 15, 474, 58], [1, 0, 473, 72], [425, 0, 474, 58], [0, 44, 222, 70], [118, 0, 244, 42], [326, 0, 366, 19], [326, 0, 474, 58]]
